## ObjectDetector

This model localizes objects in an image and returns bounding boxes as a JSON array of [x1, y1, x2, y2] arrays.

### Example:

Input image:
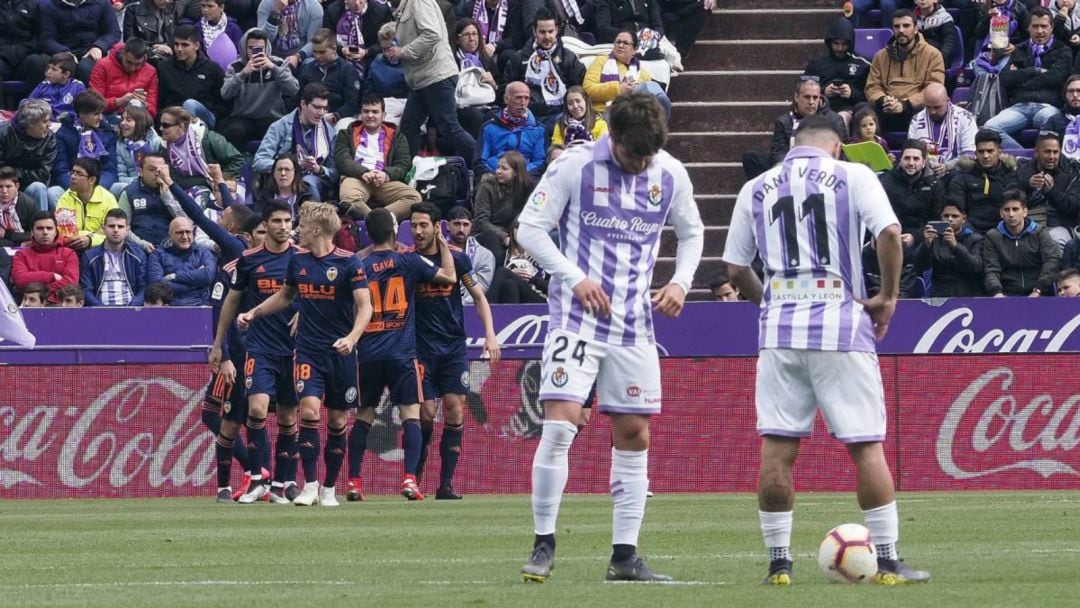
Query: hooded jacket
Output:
[[945, 154, 1021, 232], [983, 219, 1060, 296], [146, 240, 217, 306], [222, 29, 301, 121], [879, 163, 942, 238], [1015, 155, 1080, 229], [503, 38, 588, 118], [53, 115, 119, 190], [88, 43, 160, 118], [11, 236, 79, 297], [0, 0, 40, 67], [803, 17, 871, 112], [0, 122, 57, 186], [80, 242, 147, 306], [999, 38, 1072, 107], [865, 32, 946, 112], [39, 0, 120, 57], [912, 224, 986, 297], [476, 110, 546, 175]]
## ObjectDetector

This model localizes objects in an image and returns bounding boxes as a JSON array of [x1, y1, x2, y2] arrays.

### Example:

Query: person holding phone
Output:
[[802, 17, 870, 115], [219, 30, 301, 149], [88, 38, 159, 119], [330, 0, 393, 75], [912, 201, 986, 297]]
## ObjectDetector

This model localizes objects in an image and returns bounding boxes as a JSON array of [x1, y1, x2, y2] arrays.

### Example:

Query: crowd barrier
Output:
[[1, 299, 1079, 498]]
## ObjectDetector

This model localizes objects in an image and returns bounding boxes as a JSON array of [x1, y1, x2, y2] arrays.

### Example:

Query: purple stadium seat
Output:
[[945, 26, 965, 79], [1018, 129, 1039, 147], [854, 28, 892, 60], [397, 219, 415, 247], [951, 86, 970, 105], [1006, 148, 1034, 159], [885, 131, 908, 149]]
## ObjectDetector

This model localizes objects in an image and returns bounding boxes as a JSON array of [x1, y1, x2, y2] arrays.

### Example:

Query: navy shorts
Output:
[[294, 350, 359, 411], [205, 355, 248, 422], [359, 358, 422, 409], [244, 352, 298, 409], [419, 349, 470, 400]]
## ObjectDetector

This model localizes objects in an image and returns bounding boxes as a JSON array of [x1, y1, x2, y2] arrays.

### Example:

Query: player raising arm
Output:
[[723, 115, 929, 586], [516, 92, 704, 583]]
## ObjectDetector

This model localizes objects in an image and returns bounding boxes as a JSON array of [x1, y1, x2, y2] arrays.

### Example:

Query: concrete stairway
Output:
[[655, 0, 842, 300]]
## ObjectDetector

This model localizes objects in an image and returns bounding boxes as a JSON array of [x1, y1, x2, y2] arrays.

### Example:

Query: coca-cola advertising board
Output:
[[2, 354, 1078, 498]]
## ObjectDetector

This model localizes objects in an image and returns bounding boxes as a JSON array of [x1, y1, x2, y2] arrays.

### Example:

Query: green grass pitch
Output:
[[1, 492, 1077, 607]]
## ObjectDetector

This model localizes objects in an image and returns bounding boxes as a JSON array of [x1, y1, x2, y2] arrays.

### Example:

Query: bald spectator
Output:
[[146, 216, 216, 306], [985, 7, 1072, 150], [475, 81, 546, 180], [907, 82, 977, 176], [865, 9, 945, 133], [742, 76, 847, 179]]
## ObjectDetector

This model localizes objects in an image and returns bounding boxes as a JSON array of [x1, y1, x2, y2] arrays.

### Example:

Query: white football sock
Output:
[[531, 420, 577, 535], [610, 448, 649, 547], [759, 510, 793, 559], [863, 501, 899, 560]]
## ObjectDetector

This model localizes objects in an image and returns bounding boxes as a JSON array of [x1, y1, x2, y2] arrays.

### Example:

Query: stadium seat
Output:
[[397, 219, 415, 247], [1006, 148, 1034, 159], [885, 131, 908, 149], [1018, 129, 1039, 148], [854, 28, 892, 60], [951, 86, 970, 105], [2, 80, 29, 111], [353, 219, 373, 248], [945, 27, 965, 80]]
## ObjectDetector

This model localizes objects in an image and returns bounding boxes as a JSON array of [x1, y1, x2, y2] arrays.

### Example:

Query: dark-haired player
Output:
[[406, 202, 500, 500], [214, 201, 303, 504], [345, 208, 456, 502], [238, 202, 372, 506]]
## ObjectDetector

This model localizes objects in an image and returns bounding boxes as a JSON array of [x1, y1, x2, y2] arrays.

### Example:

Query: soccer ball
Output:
[[817, 523, 877, 584]]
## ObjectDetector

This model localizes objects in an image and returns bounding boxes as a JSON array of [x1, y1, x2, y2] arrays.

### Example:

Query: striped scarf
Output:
[[473, 0, 508, 45]]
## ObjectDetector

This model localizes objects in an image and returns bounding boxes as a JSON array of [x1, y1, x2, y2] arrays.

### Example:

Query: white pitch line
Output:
[[0, 580, 361, 590]]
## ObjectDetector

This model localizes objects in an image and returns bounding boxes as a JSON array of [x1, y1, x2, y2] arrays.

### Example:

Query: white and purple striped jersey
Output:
[[723, 146, 899, 353], [516, 135, 704, 347]]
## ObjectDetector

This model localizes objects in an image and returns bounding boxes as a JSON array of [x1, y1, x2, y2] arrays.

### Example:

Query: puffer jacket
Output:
[[0, 122, 57, 186], [89, 43, 160, 118], [945, 154, 1021, 232]]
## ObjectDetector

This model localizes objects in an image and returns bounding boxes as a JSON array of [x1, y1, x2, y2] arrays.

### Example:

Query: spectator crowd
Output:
[[734, 1, 1080, 300], [0, 0, 717, 307]]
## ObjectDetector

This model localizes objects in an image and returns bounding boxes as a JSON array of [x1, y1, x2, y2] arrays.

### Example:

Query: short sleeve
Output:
[[722, 178, 760, 267], [348, 256, 368, 289]]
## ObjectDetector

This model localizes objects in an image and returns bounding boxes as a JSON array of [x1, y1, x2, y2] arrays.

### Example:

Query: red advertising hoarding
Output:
[[2, 355, 1076, 498]]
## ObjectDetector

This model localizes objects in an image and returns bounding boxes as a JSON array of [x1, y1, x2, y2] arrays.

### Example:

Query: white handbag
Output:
[[455, 67, 496, 108]]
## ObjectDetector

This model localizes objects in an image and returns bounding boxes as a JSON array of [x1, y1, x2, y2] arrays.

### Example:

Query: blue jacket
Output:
[[146, 241, 217, 306], [367, 54, 408, 98], [53, 115, 118, 190], [39, 0, 121, 57], [253, 109, 338, 181], [121, 178, 173, 248], [27, 78, 87, 123], [476, 111, 546, 175], [80, 243, 148, 306]]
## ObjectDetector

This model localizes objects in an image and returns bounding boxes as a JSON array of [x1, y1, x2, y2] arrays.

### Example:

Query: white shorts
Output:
[[538, 328, 662, 415], [755, 348, 886, 443]]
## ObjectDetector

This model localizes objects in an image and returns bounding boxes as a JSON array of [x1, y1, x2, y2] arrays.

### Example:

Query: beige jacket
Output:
[[395, 0, 458, 90], [864, 33, 945, 111]]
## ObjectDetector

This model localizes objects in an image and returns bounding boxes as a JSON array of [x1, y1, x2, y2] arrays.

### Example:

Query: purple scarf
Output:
[[562, 117, 590, 144], [168, 126, 210, 178], [599, 52, 639, 83], [500, 107, 529, 129], [337, 9, 366, 74], [275, 2, 303, 56], [473, 0, 508, 45], [124, 137, 155, 171], [456, 49, 484, 69], [291, 111, 332, 168], [75, 118, 107, 161], [1031, 38, 1054, 69]]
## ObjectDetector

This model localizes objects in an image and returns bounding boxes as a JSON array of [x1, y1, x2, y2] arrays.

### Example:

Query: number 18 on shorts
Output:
[[538, 328, 663, 415]]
